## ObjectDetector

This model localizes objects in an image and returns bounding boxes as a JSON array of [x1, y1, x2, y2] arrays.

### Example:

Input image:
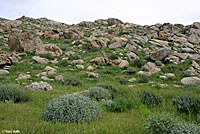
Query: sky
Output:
[[0, 0, 200, 25]]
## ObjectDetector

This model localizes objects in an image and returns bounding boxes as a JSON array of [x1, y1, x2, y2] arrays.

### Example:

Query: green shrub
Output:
[[145, 114, 200, 134], [141, 66, 149, 71], [171, 123, 200, 134], [57, 60, 69, 67], [108, 54, 119, 60], [120, 76, 127, 84], [73, 41, 81, 46], [104, 96, 135, 112], [184, 71, 192, 77], [40, 53, 55, 60], [0, 83, 28, 103], [172, 96, 200, 115], [86, 87, 111, 101], [145, 114, 175, 134], [126, 68, 136, 74], [68, 55, 80, 61], [133, 59, 145, 68], [41, 94, 101, 123], [137, 90, 162, 106], [138, 75, 149, 83], [64, 77, 81, 86], [144, 55, 151, 61], [155, 60, 162, 66], [96, 84, 119, 99]]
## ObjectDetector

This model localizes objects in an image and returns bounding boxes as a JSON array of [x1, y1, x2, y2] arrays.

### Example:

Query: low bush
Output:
[[145, 114, 175, 134], [172, 96, 200, 115], [155, 60, 162, 66], [68, 55, 80, 61], [108, 54, 119, 60], [126, 68, 136, 74], [137, 90, 162, 106], [64, 77, 81, 86], [96, 84, 119, 99], [0, 83, 28, 103], [41, 94, 101, 123], [138, 74, 149, 83], [40, 53, 56, 60], [132, 59, 145, 68], [120, 76, 127, 84], [103, 96, 135, 112], [145, 114, 200, 134], [141, 66, 149, 71], [57, 60, 69, 67], [86, 87, 111, 101]]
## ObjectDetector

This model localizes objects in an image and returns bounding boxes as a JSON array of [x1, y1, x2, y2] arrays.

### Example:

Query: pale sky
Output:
[[0, 0, 200, 25]]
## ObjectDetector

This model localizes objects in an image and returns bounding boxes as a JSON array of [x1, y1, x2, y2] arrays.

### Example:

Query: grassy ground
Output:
[[0, 39, 200, 134]]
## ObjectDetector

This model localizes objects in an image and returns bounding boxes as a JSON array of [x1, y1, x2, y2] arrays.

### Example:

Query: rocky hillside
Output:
[[0, 16, 200, 85], [1, 16, 200, 133]]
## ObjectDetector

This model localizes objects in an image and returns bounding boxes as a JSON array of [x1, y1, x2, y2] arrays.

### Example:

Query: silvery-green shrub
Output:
[[86, 87, 111, 101], [137, 90, 162, 106], [41, 94, 101, 123], [0, 83, 28, 103], [171, 123, 200, 134], [96, 84, 119, 99]]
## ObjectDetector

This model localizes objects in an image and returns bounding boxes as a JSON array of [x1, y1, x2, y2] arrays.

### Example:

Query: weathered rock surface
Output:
[[181, 77, 200, 85], [25, 81, 53, 91], [150, 48, 170, 61]]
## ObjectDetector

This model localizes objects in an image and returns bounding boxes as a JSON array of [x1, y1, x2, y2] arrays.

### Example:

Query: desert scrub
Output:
[[103, 96, 135, 112], [41, 94, 101, 123], [39, 53, 56, 60], [85, 87, 111, 101], [126, 68, 136, 74], [96, 83, 119, 99], [155, 60, 162, 66], [0, 83, 28, 103], [138, 74, 149, 83], [119, 76, 128, 84], [57, 59, 69, 67], [63, 77, 81, 86], [68, 54, 80, 61], [108, 54, 119, 60], [145, 114, 200, 134], [145, 114, 176, 134], [172, 95, 200, 115], [137, 90, 162, 106]]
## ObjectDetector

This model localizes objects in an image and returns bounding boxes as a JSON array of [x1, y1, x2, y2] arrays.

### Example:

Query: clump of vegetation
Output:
[[103, 96, 135, 112], [63, 77, 81, 86], [145, 114, 175, 134], [137, 90, 162, 106], [85, 87, 111, 101], [108, 54, 119, 60], [126, 68, 136, 74], [172, 96, 200, 115], [119, 76, 128, 84], [138, 74, 149, 83], [56, 60, 69, 67], [41, 94, 101, 123], [141, 66, 149, 71], [40, 53, 56, 60], [0, 83, 28, 103], [68, 54, 80, 61], [145, 114, 200, 134], [155, 60, 162, 66], [96, 84, 119, 99], [133, 59, 145, 68], [184, 70, 192, 77]]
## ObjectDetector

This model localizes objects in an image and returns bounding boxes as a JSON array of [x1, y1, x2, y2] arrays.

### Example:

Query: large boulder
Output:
[[8, 31, 43, 52], [144, 62, 161, 74], [150, 48, 170, 61], [107, 18, 123, 25], [188, 34, 200, 44], [25, 81, 52, 91], [63, 28, 83, 39], [0, 53, 21, 67], [36, 44, 62, 56], [127, 52, 139, 63], [32, 56, 49, 64], [181, 77, 200, 85], [86, 37, 108, 49]]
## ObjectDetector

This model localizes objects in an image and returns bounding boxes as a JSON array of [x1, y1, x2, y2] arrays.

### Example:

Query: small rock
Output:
[[41, 76, 54, 81], [32, 56, 49, 64], [16, 74, 31, 80], [25, 81, 53, 91], [55, 75, 64, 83], [128, 78, 137, 82], [86, 72, 99, 78], [0, 70, 9, 74], [76, 65, 85, 70], [87, 66, 94, 71], [181, 77, 200, 85], [44, 66, 56, 74]]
